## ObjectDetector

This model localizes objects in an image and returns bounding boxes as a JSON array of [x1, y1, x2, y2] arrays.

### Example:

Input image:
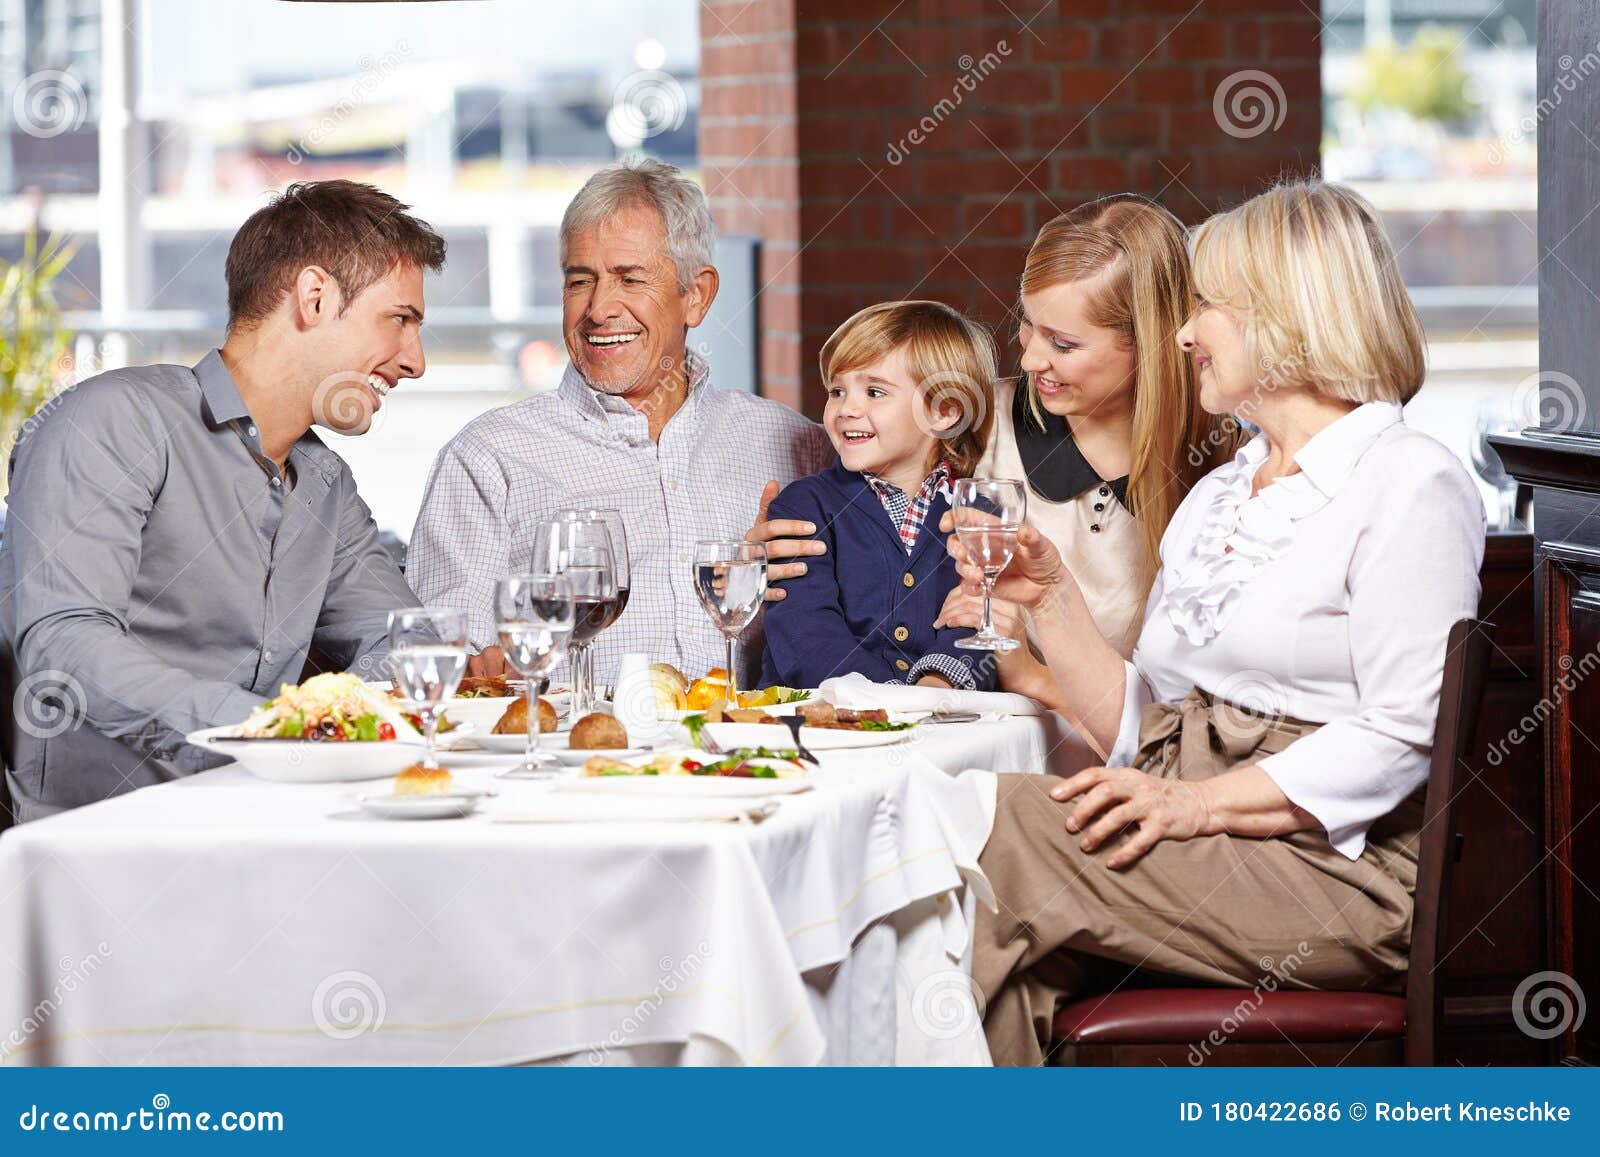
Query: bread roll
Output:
[[395, 764, 453, 796], [492, 696, 558, 735], [568, 712, 629, 750]]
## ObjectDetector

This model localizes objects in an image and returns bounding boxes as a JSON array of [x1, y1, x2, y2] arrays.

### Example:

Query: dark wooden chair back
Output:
[[1405, 617, 1496, 1065]]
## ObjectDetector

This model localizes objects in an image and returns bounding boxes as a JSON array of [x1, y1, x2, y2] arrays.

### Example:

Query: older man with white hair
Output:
[[409, 159, 831, 684]]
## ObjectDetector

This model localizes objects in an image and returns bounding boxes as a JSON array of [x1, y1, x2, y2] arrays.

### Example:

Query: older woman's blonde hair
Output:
[[820, 300, 998, 479], [1188, 180, 1426, 403]]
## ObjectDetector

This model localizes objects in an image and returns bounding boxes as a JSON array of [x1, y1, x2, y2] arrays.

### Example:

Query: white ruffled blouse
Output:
[[1107, 402, 1487, 859]]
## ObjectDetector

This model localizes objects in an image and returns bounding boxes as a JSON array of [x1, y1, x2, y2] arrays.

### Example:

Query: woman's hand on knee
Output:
[[1049, 767, 1215, 869]]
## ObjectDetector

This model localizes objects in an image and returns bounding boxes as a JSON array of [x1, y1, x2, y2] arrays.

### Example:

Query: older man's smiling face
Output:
[[562, 202, 709, 402]]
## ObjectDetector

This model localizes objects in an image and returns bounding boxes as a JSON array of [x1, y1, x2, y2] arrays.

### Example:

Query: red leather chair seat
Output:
[[1053, 988, 1407, 1045]]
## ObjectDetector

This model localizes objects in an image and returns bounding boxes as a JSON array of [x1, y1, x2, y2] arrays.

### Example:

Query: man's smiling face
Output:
[[561, 202, 697, 401]]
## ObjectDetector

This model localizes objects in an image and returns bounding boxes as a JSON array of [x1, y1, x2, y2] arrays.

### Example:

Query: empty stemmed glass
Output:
[[555, 507, 630, 704], [692, 540, 767, 707], [951, 478, 1027, 653], [532, 516, 619, 716], [495, 573, 574, 779], [387, 607, 468, 770]]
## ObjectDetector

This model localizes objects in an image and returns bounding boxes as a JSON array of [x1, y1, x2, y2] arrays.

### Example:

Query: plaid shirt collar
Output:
[[864, 461, 953, 553]]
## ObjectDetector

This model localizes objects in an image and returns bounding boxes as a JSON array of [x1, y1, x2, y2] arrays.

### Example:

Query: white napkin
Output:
[[491, 796, 779, 825], [819, 672, 1043, 718]]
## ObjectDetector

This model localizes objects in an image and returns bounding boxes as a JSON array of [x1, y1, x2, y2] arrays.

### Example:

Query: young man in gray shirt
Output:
[[0, 180, 445, 823]]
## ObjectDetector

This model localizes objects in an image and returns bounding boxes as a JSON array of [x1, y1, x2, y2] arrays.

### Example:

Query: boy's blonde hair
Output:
[[1188, 180, 1426, 403], [819, 300, 998, 478]]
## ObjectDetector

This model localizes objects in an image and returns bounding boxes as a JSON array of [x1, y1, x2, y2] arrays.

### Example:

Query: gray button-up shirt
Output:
[[0, 349, 417, 821]]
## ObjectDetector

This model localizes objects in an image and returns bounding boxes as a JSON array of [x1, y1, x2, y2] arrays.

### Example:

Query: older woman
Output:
[[959, 181, 1486, 1065]]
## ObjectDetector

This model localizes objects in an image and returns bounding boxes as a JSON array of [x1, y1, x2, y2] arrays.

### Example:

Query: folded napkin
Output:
[[491, 796, 779, 825], [819, 672, 1043, 718]]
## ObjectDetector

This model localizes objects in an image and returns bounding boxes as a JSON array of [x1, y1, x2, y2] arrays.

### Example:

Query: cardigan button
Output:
[[894, 659, 910, 672], [902, 573, 915, 588], [893, 626, 910, 642]]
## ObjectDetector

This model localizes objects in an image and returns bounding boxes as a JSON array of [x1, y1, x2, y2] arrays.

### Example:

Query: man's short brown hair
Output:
[[224, 180, 447, 331]]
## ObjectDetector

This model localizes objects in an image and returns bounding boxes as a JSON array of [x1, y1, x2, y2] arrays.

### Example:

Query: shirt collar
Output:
[[1233, 401, 1403, 497], [1010, 376, 1130, 508], [194, 348, 251, 427], [557, 347, 712, 424], [865, 460, 952, 501]]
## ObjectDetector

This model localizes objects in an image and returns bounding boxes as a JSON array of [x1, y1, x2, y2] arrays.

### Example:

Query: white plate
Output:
[[701, 721, 917, 751], [557, 753, 813, 797], [187, 725, 425, 783], [357, 788, 495, 820]]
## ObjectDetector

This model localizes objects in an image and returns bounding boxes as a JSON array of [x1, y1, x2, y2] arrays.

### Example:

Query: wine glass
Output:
[[556, 507, 630, 700], [1470, 396, 1521, 529], [693, 540, 767, 707], [495, 573, 574, 779], [531, 517, 619, 716], [387, 607, 468, 771], [951, 478, 1027, 653]]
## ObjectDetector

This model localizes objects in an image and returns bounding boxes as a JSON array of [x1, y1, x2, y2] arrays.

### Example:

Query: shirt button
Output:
[[670, 482, 679, 492], [270, 477, 282, 488], [894, 659, 910, 672], [902, 573, 915, 588], [263, 650, 274, 663], [1093, 502, 1105, 513], [1090, 524, 1101, 533], [247, 425, 258, 438], [677, 552, 687, 563], [893, 626, 910, 642], [1099, 486, 1109, 497]]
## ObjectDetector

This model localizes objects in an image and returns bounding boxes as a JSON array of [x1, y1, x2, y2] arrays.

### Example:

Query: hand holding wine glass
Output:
[[387, 607, 468, 771], [693, 540, 767, 706], [950, 478, 1027, 652], [495, 573, 574, 779]]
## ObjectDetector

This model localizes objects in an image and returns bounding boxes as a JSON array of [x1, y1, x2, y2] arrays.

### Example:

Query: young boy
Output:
[[760, 300, 999, 690]]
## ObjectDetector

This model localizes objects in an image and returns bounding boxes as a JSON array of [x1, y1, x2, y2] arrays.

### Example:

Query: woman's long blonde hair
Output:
[[1019, 194, 1234, 596]]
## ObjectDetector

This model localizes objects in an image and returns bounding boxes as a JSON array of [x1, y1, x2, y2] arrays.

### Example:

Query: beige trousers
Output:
[[975, 687, 1421, 1066]]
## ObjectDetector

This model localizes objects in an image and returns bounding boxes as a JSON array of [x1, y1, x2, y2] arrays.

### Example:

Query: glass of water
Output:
[[387, 607, 469, 770], [495, 573, 575, 779], [692, 540, 768, 707], [951, 478, 1027, 653]]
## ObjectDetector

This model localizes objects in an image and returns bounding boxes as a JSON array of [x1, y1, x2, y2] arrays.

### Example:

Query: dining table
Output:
[[0, 704, 1090, 1068]]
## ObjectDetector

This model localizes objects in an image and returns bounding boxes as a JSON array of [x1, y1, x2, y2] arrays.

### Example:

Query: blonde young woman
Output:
[[933, 196, 1231, 710], [957, 181, 1485, 1065]]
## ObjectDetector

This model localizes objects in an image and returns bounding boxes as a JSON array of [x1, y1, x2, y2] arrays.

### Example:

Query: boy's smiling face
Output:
[[823, 346, 951, 494]]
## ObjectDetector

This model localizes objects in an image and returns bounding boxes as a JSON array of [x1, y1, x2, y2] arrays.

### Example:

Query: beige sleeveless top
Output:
[[979, 378, 1146, 658]]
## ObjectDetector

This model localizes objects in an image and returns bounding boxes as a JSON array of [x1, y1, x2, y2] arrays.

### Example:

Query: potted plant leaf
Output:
[[0, 229, 77, 508]]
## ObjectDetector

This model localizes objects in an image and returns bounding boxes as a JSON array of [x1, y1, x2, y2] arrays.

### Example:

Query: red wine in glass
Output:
[[571, 593, 622, 646]]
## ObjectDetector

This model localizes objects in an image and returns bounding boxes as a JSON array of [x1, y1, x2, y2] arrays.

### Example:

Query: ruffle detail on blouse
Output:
[[1163, 451, 1332, 646]]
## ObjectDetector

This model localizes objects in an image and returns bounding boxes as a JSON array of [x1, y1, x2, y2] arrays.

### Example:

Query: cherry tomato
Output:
[[378, 722, 396, 741]]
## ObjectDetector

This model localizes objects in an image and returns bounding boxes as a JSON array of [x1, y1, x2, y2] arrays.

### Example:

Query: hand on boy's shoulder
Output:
[[747, 479, 829, 602]]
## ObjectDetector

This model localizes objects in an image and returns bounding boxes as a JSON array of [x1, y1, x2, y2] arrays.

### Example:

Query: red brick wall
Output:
[[700, 0, 1322, 417]]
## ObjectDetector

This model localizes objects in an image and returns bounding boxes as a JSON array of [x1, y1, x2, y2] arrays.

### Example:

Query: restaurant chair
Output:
[[1047, 618, 1495, 1067]]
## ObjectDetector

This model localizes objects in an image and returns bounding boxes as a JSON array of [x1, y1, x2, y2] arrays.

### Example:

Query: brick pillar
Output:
[[700, 0, 1321, 418]]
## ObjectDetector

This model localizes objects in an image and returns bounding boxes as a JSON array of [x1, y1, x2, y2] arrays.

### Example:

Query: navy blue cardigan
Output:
[[759, 463, 998, 690]]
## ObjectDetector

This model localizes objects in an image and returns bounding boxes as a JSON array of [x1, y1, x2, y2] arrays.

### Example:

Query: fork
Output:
[[780, 714, 821, 766]]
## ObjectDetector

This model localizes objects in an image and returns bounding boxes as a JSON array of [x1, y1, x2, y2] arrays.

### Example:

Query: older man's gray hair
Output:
[[560, 158, 717, 292]]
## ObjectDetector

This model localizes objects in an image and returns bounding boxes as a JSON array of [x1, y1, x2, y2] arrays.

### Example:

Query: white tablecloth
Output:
[[0, 739, 1018, 1067]]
